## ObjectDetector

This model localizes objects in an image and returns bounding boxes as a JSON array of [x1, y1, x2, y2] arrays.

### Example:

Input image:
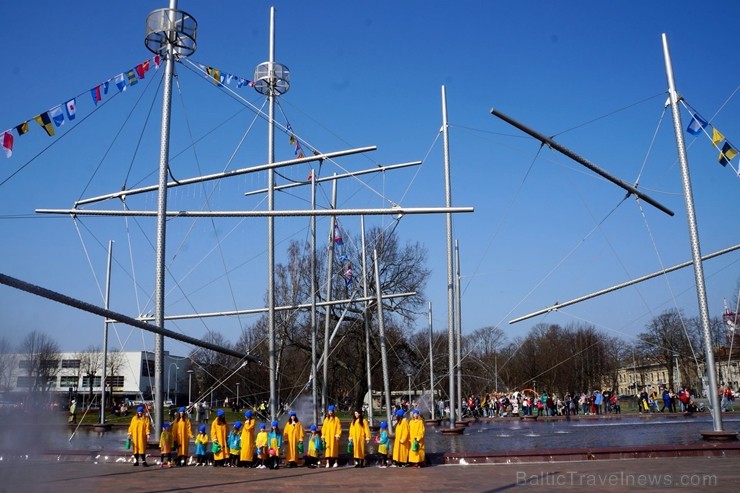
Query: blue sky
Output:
[[1, 0, 738, 355]]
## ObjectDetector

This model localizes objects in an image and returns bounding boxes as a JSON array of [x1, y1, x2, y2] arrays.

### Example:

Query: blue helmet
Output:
[[234, 421, 242, 429], [396, 409, 405, 417], [289, 410, 296, 416], [163, 422, 170, 429], [271, 420, 279, 427], [178, 407, 185, 413], [245, 410, 253, 418], [259, 423, 266, 429], [137, 406, 144, 413], [380, 421, 387, 429], [217, 409, 225, 417], [310, 424, 317, 431], [198, 425, 206, 433], [327, 405, 335, 412], [412, 409, 420, 415]]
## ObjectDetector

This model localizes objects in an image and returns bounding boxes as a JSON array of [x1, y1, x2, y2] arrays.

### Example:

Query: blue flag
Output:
[[687, 113, 708, 135]]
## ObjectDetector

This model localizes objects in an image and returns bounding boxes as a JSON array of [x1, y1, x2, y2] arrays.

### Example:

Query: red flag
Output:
[[1, 131, 13, 158]]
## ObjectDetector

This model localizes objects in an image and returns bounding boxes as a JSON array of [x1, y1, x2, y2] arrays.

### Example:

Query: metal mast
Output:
[[441, 85, 457, 428], [253, 7, 290, 421], [662, 33, 734, 438], [144, 0, 197, 439], [99, 240, 113, 427]]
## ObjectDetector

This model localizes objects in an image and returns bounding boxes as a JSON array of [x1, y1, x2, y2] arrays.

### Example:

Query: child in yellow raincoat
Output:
[[407, 409, 426, 467], [159, 422, 174, 468], [391, 409, 409, 467], [255, 423, 268, 469], [376, 421, 390, 468], [240, 410, 257, 468], [210, 409, 229, 466], [172, 407, 193, 466], [194, 424, 208, 466], [305, 424, 321, 468]]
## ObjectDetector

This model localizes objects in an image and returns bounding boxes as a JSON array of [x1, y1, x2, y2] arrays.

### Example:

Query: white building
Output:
[[4, 350, 190, 406]]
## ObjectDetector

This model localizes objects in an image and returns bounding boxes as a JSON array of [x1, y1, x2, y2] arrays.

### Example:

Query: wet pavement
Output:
[[0, 455, 737, 493]]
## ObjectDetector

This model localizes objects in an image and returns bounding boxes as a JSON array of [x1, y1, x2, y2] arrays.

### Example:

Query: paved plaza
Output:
[[0, 455, 737, 493]]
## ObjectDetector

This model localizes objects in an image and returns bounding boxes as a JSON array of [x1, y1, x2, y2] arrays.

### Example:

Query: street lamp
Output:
[[167, 363, 179, 403], [406, 372, 412, 413], [187, 369, 194, 406]]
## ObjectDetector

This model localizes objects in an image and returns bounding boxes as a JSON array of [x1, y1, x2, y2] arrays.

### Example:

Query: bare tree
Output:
[[76, 345, 103, 407], [17, 330, 61, 401], [636, 309, 691, 390], [0, 337, 18, 393]]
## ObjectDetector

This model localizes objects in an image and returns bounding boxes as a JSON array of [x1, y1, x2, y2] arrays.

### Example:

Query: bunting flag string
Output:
[[1, 55, 162, 159], [684, 108, 738, 169]]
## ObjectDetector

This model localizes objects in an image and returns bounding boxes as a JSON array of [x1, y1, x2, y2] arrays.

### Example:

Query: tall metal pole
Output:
[[441, 85, 456, 428], [310, 172, 318, 425], [361, 216, 374, 425], [322, 177, 338, 411], [455, 239, 463, 420], [187, 369, 193, 406], [153, 0, 179, 440], [100, 240, 112, 425], [266, 6, 277, 422], [428, 301, 435, 420], [662, 33, 726, 434], [373, 249, 393, 432]]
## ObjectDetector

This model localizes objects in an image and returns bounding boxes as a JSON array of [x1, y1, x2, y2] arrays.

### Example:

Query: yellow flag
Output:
[[712, 128, 724, 146]]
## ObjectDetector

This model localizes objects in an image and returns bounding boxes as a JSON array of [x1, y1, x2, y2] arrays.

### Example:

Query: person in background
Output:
[[128, 406, 151, 467], [68, 399, 77, 424], [159, 422, 174, 468], [407, 409, 426, 468], [172, 407, 193, 466], [376, 421, 390, 468], [283, 410, 304, 468], [240, 410, 257, 468], [255, 423, 268, 469], [210, 409, 229, 466], [305, 424, 321, 469], [194, 424, 208, 466], [321, 405, 342, 468], [227, 421, 242, 467], [348, 408, 371, 467], [391, 409, 409, 467]]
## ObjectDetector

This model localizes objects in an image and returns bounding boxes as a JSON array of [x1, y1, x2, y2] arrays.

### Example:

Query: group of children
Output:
[[150, 407, 414, 469]]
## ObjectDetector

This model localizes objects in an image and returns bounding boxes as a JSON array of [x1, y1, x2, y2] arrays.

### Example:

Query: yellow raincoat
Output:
[[128, 413, 151, 455], [159, 428, 174, 454], [210, 417, 229, 461], [321, 415, 342, 459], [172, 416, 192, 457], [348, 417, 371, 459], [392, 417, 410, 464], [283, 420, 305, 463], [255, 429, 268, 459], [240, 418, 256, 462], [407, 414, 426, 464]]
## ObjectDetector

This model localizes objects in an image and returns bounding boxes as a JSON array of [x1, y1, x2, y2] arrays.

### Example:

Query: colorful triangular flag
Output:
[[114, 73, 127, 92], [65, 99, 77, 120], [15, 122, 29, 136], [719, 142, 738, 166], [712, 128, 724, 146], [686, 113, 708, 135], [333, 223, 343, 246], [90, 85, 101, 105], [33, 112, 55, 136], [1, 131, 13, 158], [50, 105, 65, 127]]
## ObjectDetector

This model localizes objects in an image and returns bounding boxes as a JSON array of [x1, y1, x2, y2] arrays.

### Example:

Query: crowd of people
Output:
[[127, 403, 426, 469], [445, 385, 709, 419]]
